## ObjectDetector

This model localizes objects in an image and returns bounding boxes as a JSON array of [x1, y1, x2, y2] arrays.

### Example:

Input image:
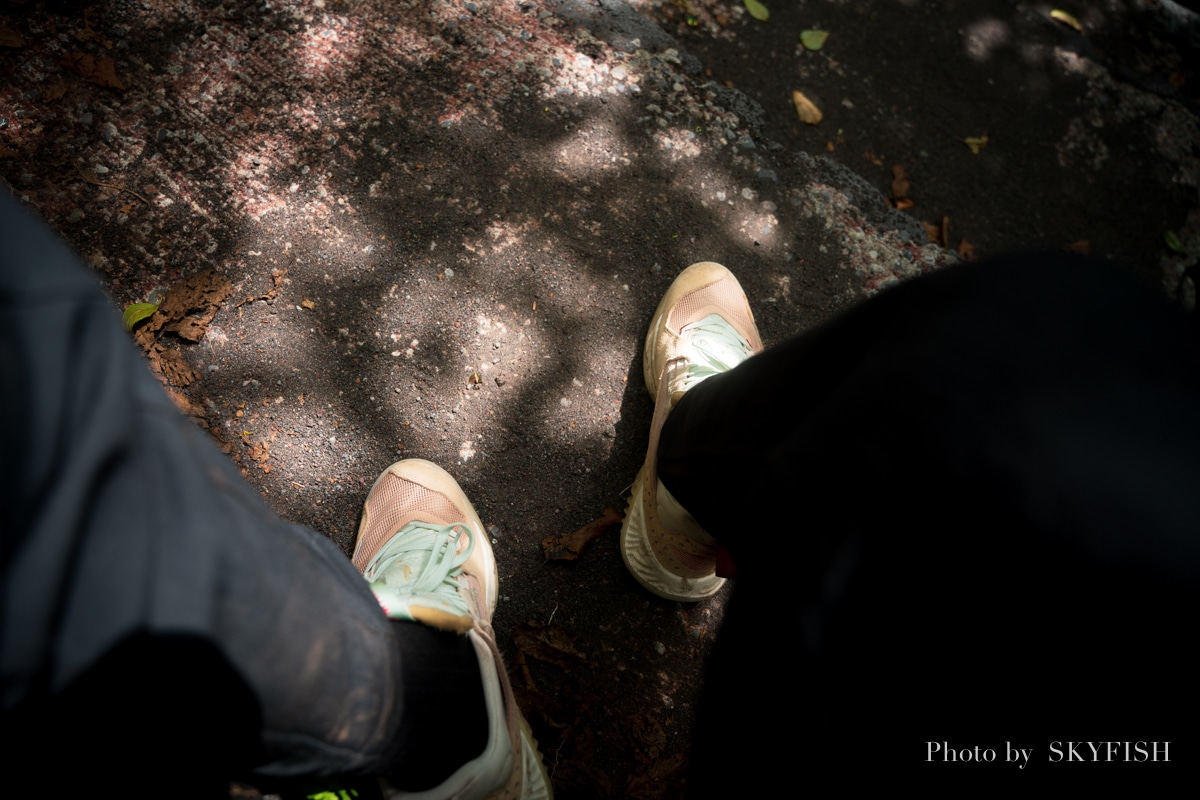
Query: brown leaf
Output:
[[153, 345, 200, 387], [956, 238, 977, 260], [629, 714, 667, 762], [626, 751, 688, 800], [165, 385, 206, 420], [512, 621, 587, 669], [921, 220, 942, 245], [0, 144, 16, 159], [890, 164, 911, 201], [1063, 239, 1091, 255], [62, 52, 125, 90], [892, 198, 915, 210], [0, 23, 24, 48], [236, 267, 288, 307], [300, 298, 315, 310], [541, 507, 622, 561], [791, 89, 823, 125], [44, 83, 69, 101], [158, 271, 234, 342]]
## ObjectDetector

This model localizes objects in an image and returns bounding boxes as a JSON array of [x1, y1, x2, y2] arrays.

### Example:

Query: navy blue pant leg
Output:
[[0, 194, 404, 790]]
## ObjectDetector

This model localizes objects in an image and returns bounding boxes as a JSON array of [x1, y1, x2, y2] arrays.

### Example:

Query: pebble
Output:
[[79, 112, 93, 126], [757, 168, 778, 182], [653, 641, 666, 655], [741, 187, 757, 200], [737, 134, 755, 150]]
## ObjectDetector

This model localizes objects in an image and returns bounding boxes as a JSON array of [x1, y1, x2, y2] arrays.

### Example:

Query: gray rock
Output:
[[796, 152, 930, 244], [548, 0, 702, 73]]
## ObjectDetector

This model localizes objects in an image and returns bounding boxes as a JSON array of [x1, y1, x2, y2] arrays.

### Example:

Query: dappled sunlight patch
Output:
[[963, 17, 1010, 62], [293, 16, 366, 80], [548, 116, 634, 180]]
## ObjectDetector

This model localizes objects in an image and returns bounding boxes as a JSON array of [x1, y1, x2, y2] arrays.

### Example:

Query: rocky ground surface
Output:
[[2, 0, 1198, 797]]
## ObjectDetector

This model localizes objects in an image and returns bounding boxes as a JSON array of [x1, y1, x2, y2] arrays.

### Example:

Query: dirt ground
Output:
[[2, 0, 1198, 797]]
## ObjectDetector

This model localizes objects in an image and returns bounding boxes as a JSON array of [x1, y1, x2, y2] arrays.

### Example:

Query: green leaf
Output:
[[744, 0, 769, 22], [1165, 231, 1186, 254], [122, 302, 158, 331], [800, 30, 829, 51]]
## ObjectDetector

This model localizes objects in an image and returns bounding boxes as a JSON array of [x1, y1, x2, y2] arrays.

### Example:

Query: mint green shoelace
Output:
[[678, 313, 754, 392], [363, 521, 475, 617]]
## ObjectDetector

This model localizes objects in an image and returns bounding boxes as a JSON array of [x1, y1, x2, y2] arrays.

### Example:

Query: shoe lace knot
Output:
[[363, 521, 476, 617]]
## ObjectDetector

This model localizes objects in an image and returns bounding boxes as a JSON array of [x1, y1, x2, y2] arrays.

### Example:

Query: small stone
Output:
[[78, 112, 93, 126], [94, 165, 109, 175], [443, 267, 455, 278], [653, 641, 666, 655], [757, 168, 778, 183], [741, 187, 758, 201], [68, 209, 84, 222]]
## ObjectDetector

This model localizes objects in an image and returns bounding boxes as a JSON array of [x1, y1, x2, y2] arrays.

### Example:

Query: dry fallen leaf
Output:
[[890, 164, 911, 201], [541, 508, 623, 561], [792, 89, 823, 125], [0, 144, 16, 160], [922, 221, 941, 244], [1050, 9, 1083, 32], [44, 83, 69, 101], [922, 216, 951, 247], [512, 621, 588, 669], [0, 23, 24, 48], [236, 267, 288, 307], [957, 238, 977, 260], [1064, 239, 1091, 255], [963, 134, 989, 154], [62, 52, 125, 90], [300, 298, 315, 310]]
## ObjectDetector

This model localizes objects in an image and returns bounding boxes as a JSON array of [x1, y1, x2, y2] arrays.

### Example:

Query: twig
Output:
[[76, 165, 149, 205]]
